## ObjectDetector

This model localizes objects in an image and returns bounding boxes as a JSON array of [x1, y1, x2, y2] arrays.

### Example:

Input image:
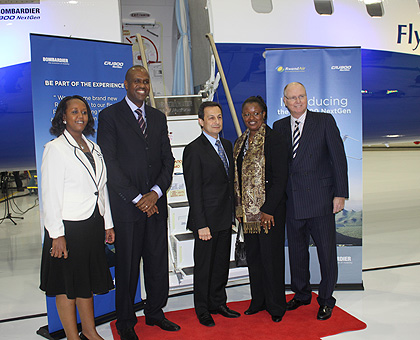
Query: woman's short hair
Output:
[[241, 95, 268, 114], [50, 95, 95, 137]]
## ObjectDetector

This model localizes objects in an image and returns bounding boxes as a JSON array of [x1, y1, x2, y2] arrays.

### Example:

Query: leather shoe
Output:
[[145, 317, 181, 331], [271, 315, 283, 322], [317, 305, 333, 320], [210, 305, 241, 318], [117, 327, 138, 340], [286, 298, 311, 311], [244, 307, 265, 315], [198, 312, 215, 327], [79, 333, 89, 340]]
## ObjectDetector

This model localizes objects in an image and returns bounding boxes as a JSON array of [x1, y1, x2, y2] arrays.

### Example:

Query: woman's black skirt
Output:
[[40, 206, 114, 299]]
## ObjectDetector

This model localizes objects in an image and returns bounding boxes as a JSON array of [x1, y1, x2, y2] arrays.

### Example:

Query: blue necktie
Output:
[[215, 139, 229, 175]]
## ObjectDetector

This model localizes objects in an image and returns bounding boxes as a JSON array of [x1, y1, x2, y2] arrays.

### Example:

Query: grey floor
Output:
[[1, 149, 420, 339]]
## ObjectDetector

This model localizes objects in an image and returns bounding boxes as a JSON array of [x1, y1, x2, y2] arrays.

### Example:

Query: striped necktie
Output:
[[215, 139, 229, 175], [135, 108, 147, 138], [292, 121, 300, 159]]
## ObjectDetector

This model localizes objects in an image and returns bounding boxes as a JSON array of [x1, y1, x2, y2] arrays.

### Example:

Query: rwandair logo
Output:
[[276, 65, 306, 73]]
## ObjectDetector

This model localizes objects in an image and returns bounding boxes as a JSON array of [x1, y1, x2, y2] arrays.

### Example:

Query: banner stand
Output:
[[265, 47, 363, 289], [30, 34, 135, 336]]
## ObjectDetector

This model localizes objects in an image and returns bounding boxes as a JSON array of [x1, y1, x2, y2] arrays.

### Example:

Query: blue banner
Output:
[[30, 34, 139, 334], [266, 48, 363, 286]]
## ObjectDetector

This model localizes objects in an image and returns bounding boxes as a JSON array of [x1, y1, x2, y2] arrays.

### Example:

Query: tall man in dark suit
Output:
[[183, 102, 240, 327], [273, 82, 348, 321], [97, 66, 180, 340]]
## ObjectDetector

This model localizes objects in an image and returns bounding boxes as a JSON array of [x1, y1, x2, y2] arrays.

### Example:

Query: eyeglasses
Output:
[[242, 112, 263, 118], [284, 94, 306, 102]]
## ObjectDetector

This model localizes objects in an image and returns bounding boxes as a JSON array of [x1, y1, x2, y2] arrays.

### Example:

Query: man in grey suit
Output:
[[273, 82, 348, 321], [97, 66, 180, 340]]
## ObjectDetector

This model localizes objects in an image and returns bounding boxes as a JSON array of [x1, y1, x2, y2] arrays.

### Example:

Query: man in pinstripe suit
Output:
[[273, 82, 348, 321]]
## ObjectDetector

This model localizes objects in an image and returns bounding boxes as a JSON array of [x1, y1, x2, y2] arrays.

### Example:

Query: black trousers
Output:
[[114, 212, 169, 330], [193, 227, 231, 317], [286, 213, 337, 307], [244, 220, 286, 317]]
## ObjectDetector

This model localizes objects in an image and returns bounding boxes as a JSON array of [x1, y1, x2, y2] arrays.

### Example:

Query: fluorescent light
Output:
[[384, 135, 403, 138]]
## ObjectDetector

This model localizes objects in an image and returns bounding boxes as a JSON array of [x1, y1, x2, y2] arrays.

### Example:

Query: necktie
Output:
[[292, 121, 300, 159], [135, 108, 147, 138], [215, 139, 229, 175]]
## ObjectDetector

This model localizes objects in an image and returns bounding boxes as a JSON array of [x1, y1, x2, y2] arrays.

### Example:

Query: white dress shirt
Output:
[[290, 110, 307, 142], [202, 130, 229, 167]]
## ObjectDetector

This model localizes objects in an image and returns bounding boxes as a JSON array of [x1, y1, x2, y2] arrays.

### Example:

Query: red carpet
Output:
[[110, 293, 366, 340]]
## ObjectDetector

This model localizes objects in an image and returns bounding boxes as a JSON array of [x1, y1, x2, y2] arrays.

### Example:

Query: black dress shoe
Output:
[[271, 315, 283, 322], [317, 305, 333, 320], [117, 327, 138, 340], [209, 305, 241, 318], [145, 317, 181, 331], [286, 298, 311, 311], [79, 333, 89, 340], [198, 312, 215, 327], [244, 307, 265, 315]]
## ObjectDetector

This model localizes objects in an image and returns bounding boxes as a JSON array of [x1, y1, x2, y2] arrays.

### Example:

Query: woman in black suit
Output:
[[234, 96, 288, 322], [40, 95, 115, 340]]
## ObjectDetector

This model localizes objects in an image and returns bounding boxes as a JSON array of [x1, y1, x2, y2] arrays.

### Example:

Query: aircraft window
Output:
[[251, 0, 273, 13], [364, 0, 384, 17], [314, 0, 334, 15]]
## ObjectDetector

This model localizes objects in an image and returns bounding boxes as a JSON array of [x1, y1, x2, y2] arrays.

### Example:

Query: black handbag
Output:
[[235, 222, 247, 267]]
